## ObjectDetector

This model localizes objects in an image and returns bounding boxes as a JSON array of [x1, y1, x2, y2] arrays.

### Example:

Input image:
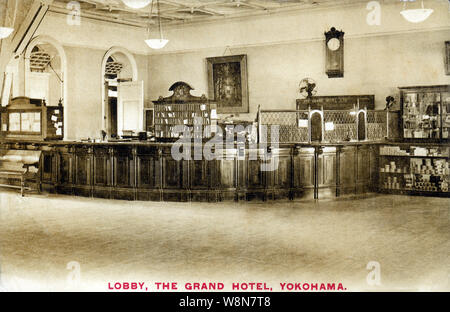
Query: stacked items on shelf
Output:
[[411, 158, 450, 192], [404, 174, 413, 190], [380, 160, 409, 190], [154, 103, 217, 139], [379, 145, 409, 156], [383, 176, 400, 190], [153, 82, 218, 141], [379, 145, 449, 193], [441, 180, 449, 192], [380, 161, 409, 174], [411, 146, 446, 157], [384, 176, 402, 190], [442, 93, 450, 139]]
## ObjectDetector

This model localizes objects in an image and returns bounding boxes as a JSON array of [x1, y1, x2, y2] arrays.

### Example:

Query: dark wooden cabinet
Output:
[[0, 141, 381, 201], [73, 146, 92, 197], [318, 148, 336, 198], [0, 97, 63, 141], [153, 82, 217, 141]]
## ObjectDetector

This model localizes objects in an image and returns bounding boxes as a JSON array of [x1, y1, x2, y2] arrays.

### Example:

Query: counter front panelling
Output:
[[0, 141, 379, 201]]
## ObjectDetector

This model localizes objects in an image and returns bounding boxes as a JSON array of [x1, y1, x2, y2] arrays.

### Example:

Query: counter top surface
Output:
[[0, 139, 448, 148]]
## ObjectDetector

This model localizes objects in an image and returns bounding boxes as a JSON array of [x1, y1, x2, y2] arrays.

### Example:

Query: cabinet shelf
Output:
[[380, 154, 449, 159], [379, 144, 449, 196], [152, 82, 217, 140], [0, 97, 63, 140], [379, 188, 450, 195]]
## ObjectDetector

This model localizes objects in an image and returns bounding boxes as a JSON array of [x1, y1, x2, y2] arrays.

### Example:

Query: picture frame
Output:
[[446, 41, 450, 76], [206, 54, 249, 114]]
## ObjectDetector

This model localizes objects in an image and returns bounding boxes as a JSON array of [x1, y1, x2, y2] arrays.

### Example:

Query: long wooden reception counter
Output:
[[0, 140, 380, 201]]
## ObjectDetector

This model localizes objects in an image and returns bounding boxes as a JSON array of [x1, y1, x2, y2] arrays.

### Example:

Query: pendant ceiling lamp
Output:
[[122, 0, 152, 9], [0, 27, 14, 39], [145, 38, 169, 50], [145, 0, 169, 49], [0, 0, 17, 39], [400, 0, 433, 23]]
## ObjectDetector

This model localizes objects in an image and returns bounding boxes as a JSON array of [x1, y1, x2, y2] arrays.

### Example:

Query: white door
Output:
[[117, 80, 144, 136], [1, 72, 13, 107], [26, 72, 50, 101]]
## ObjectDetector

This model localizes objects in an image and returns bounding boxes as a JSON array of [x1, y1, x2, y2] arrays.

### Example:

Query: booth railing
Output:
[[259, 110, 309, 143], [367, 110, 387, 141], [259, 107, 394, 144]]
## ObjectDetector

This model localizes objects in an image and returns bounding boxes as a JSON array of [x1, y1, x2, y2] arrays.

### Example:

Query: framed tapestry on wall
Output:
[[446, 41, 450, 76], [206, 54, 249, 114]]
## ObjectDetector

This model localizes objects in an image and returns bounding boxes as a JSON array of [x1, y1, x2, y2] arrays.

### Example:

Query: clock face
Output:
[[327, 38, 341, 51]]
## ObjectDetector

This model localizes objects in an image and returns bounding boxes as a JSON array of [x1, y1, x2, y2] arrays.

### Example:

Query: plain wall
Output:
[[64, 46, 149, 140], [4, 0, 449, 138], [147, 0, 450, 120], [148, 29, 450, 121]]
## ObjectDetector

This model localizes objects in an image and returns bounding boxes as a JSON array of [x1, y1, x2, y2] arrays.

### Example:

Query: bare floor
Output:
[[0, 191, 448, 292]]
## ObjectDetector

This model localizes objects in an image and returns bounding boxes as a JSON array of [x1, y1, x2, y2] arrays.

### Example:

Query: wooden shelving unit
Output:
[[154, 102, 216, 140], [379, 144, 449, 196], [153, 82, 217, 141], [0, 97, 63, 141]]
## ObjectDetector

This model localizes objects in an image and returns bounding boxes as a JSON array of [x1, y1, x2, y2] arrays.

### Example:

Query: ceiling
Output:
[[50, 0, 369, 27]]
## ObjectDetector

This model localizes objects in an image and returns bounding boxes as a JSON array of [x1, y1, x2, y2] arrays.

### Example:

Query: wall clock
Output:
[[325, 27, 344, 78]]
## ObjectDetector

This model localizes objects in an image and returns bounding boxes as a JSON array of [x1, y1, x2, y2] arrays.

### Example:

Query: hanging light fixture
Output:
[[122, 0, 152, 9], [0, 27, 14, 39], [400, 0, 433, 23], [0, 0, 16, 39], [145, 0, 169, 49]]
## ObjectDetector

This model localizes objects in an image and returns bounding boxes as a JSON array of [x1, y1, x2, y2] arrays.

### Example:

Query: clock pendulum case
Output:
[[325, 27, 345, 78]]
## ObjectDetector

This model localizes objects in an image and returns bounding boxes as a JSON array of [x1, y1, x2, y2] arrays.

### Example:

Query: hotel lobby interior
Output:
[[0, 0, 449, 292]]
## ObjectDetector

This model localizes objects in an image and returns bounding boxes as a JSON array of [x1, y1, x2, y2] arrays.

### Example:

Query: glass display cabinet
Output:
[[0, 97, 63, 141], [400, 85, 450, 141]]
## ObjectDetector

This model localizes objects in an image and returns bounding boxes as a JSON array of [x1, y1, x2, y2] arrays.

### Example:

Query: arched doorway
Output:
[[24, 35, 67, 138], [101, 47, 140, 138], [310, 111, 323, 142], [357, 110, 366, 141]]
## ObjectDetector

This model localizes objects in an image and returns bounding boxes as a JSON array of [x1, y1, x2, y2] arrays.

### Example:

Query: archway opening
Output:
[[358, 111, 366, 141], [101, 47, 139, 139], [27, 44, 63, 106], [310, 112, 323, 142], [104, 53, 134, 138], [24, 36, 68, 139]]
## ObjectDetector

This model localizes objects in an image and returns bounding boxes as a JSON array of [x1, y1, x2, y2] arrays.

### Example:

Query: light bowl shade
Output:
[[145, 38, 169, 49], [0, 27, 14, 39], [400, 9, 433, 23], [122, 0, 152, 9]]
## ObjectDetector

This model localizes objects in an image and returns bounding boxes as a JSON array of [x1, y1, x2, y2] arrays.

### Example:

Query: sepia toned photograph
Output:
[[0, 0, 449, 299]]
